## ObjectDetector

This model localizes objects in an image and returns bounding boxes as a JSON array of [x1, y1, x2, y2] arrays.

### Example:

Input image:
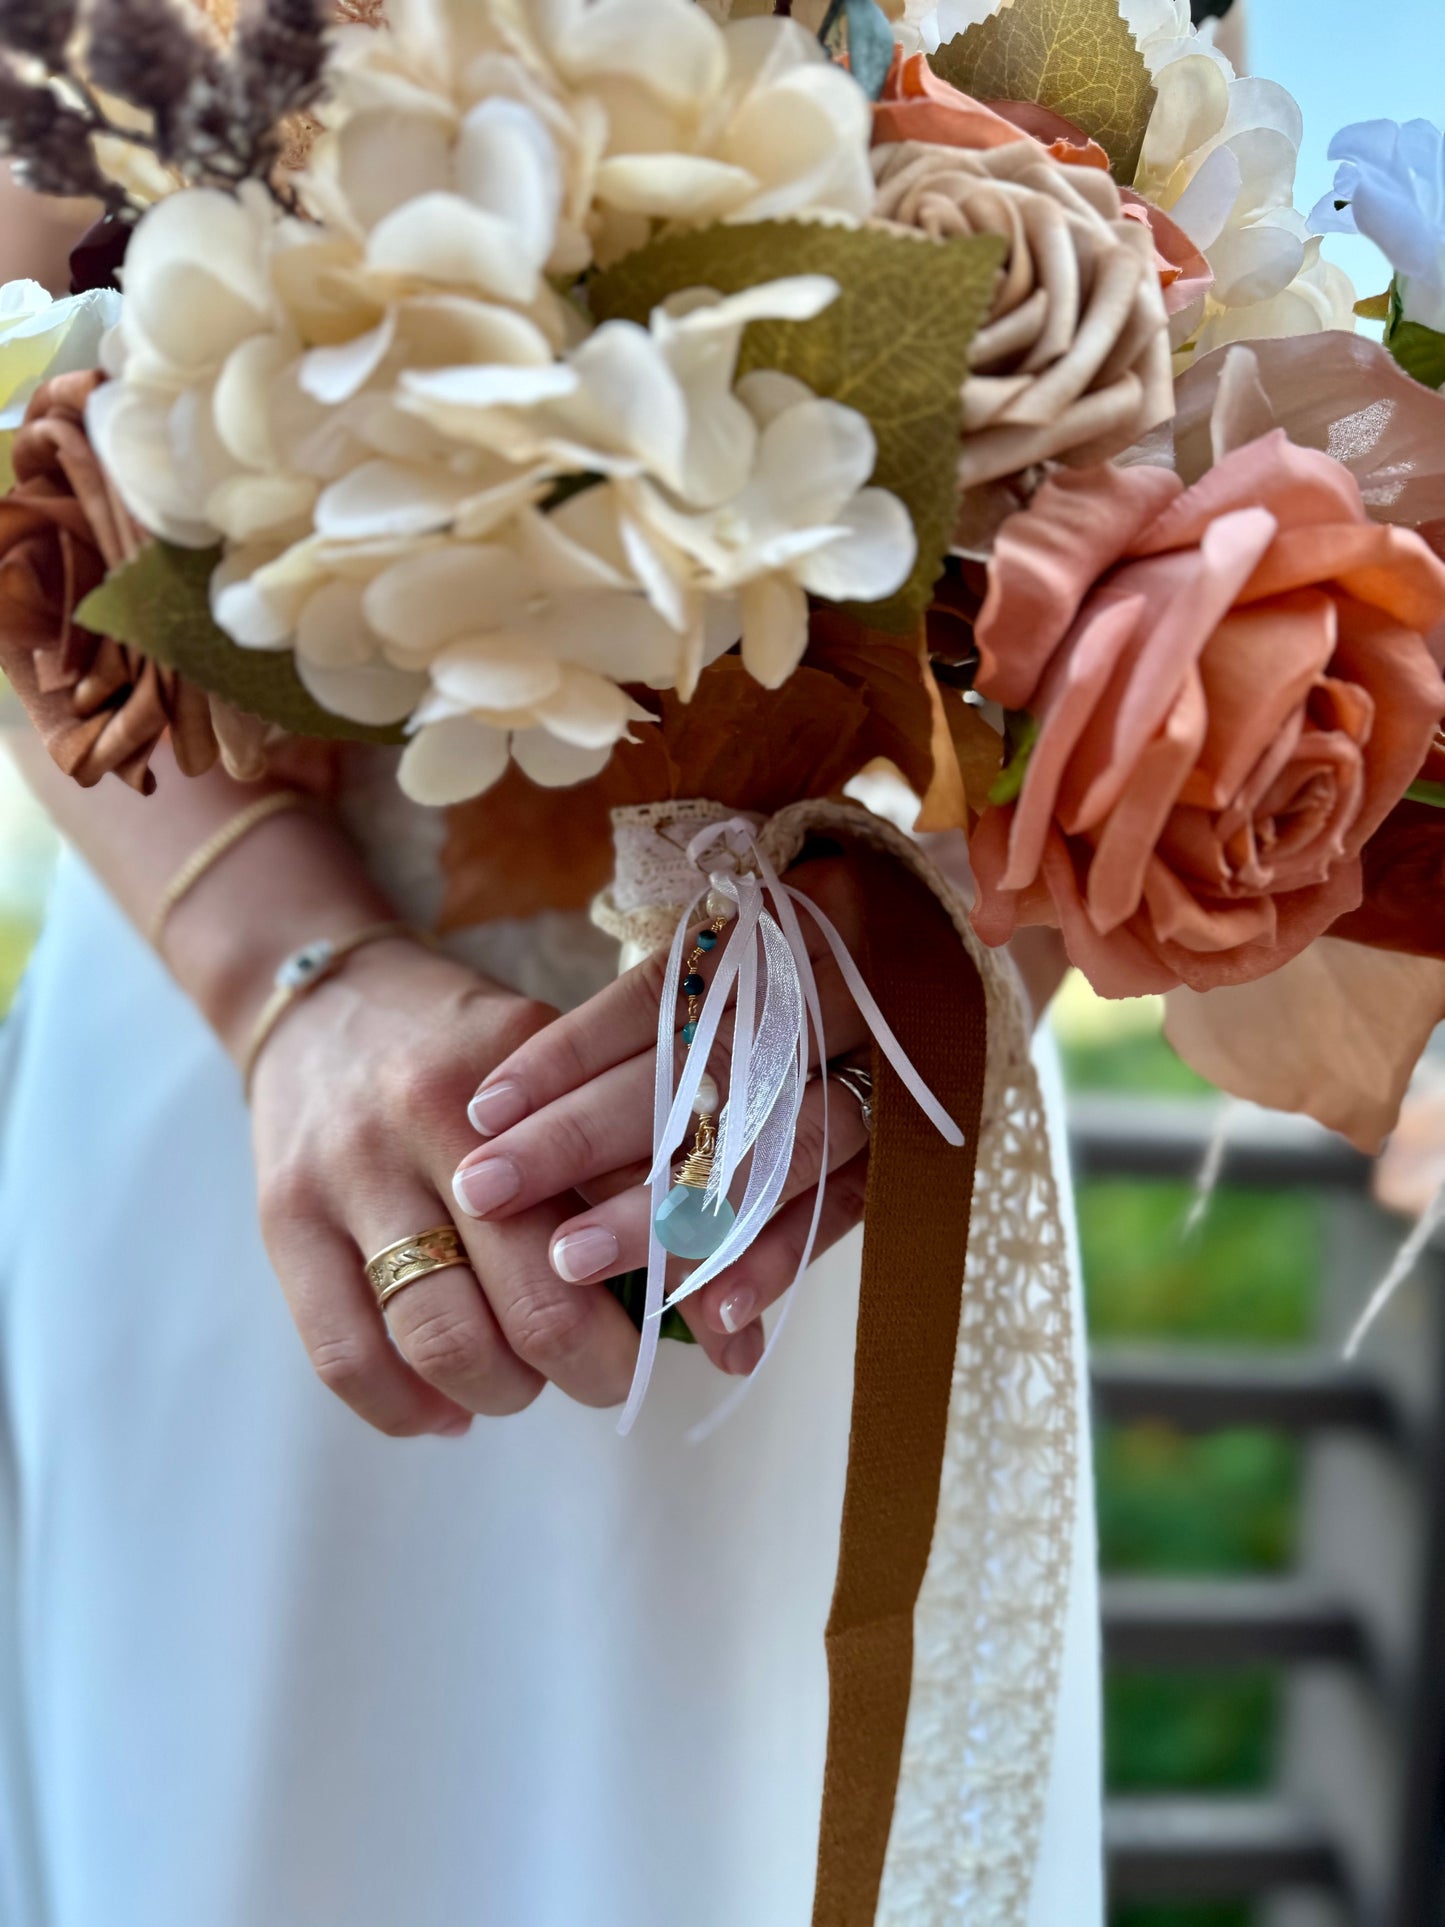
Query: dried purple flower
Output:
[[85, 0, 221, 163], [0, 63, 115, 203], [0, 0, 77, 66]]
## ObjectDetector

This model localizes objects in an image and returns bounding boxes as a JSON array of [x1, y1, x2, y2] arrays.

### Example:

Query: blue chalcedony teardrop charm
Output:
[[655, 1185, 737, 1259]]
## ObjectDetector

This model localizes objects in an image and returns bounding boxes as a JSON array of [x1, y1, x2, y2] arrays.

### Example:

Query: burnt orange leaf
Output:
[[804, 608, 936, 798]]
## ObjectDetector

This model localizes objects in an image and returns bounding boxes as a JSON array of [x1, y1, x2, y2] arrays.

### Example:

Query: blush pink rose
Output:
[[969, 432, 1445, 996]]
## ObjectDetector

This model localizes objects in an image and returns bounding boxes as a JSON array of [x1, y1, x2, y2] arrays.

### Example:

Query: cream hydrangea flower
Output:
[[318, 0, 873, 272], [1123, 1, 1356, 356], [84, 0, 911, 807], [621, 369, 917, 688]]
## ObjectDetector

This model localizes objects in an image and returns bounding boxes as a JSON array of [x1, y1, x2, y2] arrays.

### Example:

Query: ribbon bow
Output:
[[619, 818, 966, 1435]]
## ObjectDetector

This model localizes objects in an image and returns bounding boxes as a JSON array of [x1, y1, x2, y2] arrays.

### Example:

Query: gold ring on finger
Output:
[[366, 1225, 468, 1312]]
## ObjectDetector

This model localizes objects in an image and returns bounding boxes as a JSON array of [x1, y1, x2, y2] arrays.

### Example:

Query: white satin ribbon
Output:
[[617, 818, 967, 1436]]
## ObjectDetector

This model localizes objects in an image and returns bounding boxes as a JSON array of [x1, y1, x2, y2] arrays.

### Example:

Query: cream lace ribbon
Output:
[[593, 797, 1079, 1924]]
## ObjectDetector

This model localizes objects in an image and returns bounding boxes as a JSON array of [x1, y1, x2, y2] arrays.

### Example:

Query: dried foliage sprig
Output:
[[0, 0, 330, 217]]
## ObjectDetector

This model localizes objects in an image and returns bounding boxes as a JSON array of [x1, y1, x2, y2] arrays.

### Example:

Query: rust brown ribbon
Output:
[[811, 845, 988, 1926]]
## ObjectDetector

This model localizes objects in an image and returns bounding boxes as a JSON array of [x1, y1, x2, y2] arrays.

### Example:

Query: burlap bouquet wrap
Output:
[[596, 798, 1078, 1923]]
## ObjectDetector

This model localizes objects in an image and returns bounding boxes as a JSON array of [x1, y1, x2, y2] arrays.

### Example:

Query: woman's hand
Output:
[[249, 937, 653, 1437], [449, 856, 877, 1376]]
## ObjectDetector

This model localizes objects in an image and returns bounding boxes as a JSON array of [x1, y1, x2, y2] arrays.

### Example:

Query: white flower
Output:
[[1311, 119, 1445, 333], [0, 282, 120, 434], [398, 276, 841, 509], [624, 370, 916, 688], [1132, 34, 1356, 356]]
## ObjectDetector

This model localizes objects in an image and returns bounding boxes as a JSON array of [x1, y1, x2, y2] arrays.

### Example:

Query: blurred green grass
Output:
[[0, 916, 35, 1013], [1058, 981, 1320, 1927]]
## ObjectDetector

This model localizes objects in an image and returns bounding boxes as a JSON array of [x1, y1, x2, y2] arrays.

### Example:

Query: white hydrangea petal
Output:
[[367, 192, 543, 302], [556, 0, 725, 107], [213, 333, 291, 468], [295, 577, 376, 668], [734, 368, 816, 428], [399, 716, 511, 804], [206, 471, 318, 545], [85, 381, 220, 548], [296, 652, 428, 724], [738, 573, 808, 688], [315, 458, 482, 538], [1171, 143, 1244, 249], [455, 99, 562, 266], [335, 107, 454, 231], [210, 542, 319, 648], [364, 544, 531, 655], [1206, 220, 1305, 307], [530, 663, 636, 748], [527, 590, 683, 684], [123, 188, 272, 376], [794, 488, 917, 602], [594, 153, 756, 219], [560, 320, 690, 484], [741, 397, 878, 529], [300, 309, 398, 405], [430, 638, 565, 710], [510, 727, 615, 788], [401, 360, 580, 413]]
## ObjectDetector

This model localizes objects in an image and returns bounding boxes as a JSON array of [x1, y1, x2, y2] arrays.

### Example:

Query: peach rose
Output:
[[969, 432, 1445, 996]]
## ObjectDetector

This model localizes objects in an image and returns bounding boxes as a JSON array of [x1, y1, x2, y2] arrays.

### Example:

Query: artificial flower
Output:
[[872, 136, 1173, 486], [0, 371, 219, 793], [968, 433, 1445, 997], [0, 283, 121, 449], [1311, 119, 1445, 334], [620, 369, 917, 686], [1125, 4, 1356, 356]]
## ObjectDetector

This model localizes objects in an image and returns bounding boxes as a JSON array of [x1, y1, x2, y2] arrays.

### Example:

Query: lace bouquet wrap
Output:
[[4, 0, 1445, 1916]]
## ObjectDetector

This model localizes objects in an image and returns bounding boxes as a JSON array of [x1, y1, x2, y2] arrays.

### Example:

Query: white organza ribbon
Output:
[[617, 817, 967, 1435]]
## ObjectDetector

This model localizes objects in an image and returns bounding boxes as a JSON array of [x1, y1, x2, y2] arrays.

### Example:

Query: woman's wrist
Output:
[[159, 803, 400, 1065]]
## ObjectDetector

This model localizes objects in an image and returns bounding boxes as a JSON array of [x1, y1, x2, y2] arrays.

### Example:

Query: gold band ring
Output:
[[365, 1225, 468, 1311]]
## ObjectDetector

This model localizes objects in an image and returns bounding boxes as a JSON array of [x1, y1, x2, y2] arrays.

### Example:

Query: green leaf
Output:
[[1406, 778, 1445, 809], [932, 0, 1156, 182], [1388, 317, 1445, 391], [590, 222, 1006, 627], [987, 708, 1039, 806], [74, 541, 408, 746]]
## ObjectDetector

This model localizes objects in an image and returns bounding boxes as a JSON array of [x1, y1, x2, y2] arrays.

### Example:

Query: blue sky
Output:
[[1251, 0, 1442, 298]]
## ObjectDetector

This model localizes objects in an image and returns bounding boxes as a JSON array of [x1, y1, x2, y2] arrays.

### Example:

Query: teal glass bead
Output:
[[682, 972, 706, 997], [655, 1184, 737, 1260], [696, 929, 718, 951], [681, 1021, 698, 1045]]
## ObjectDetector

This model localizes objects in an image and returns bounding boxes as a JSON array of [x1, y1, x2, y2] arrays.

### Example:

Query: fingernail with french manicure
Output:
[[551, 1226, 619, 1283], [452, 1155, 521, 1219], [468, 1079, 527, 1136], [722, 1325, 764, 1376], [718, 1286, 757, 1335]]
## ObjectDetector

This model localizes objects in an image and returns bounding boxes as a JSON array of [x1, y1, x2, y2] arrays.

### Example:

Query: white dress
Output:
[[0, 834, 1100, 1926]]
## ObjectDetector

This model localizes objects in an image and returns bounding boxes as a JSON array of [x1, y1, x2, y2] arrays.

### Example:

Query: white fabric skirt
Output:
[[0, 854, 1100, 1927]]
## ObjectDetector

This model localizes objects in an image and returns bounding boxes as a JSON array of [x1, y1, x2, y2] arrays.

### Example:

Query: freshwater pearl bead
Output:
[[694, 1073, 720, 1115], [705, 889, 737, 920]]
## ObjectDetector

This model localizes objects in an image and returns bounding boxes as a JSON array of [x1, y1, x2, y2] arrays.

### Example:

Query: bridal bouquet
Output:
[[2, 1, 1445, 1915]]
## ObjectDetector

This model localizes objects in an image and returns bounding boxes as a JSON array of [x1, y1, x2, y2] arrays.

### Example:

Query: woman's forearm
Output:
[[8, 733, 397, 1061]]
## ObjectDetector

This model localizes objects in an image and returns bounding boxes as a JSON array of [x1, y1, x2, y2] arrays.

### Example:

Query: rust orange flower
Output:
[[969, 433, 1445, 996]]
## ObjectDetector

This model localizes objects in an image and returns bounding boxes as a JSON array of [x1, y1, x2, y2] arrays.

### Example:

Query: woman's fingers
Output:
[[453, 955, 868, 1225], [350, 1187, 546, 1420], [445, 1202, 644, 1409], [541, 1072, 871, 1377], [465, 856, 865, 1140], [691, 1145, 872, 1340], [264, 1210, 477, 1438]]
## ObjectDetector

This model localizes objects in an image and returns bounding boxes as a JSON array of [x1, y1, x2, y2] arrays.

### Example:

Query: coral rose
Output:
[[0, 370, 224, 794], [968, 432, 1445, 996]]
